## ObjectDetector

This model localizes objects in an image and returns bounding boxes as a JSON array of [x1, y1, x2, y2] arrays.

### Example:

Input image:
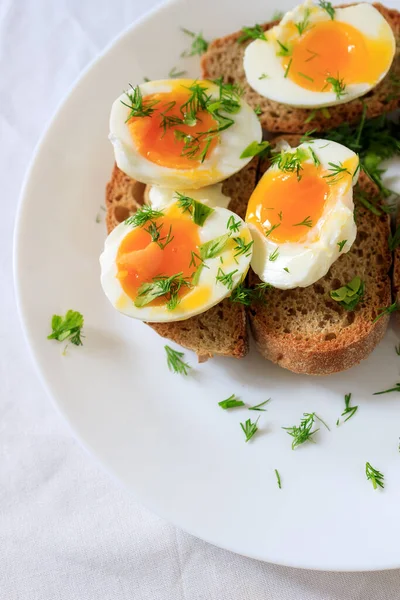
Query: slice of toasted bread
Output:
[[201, 3, 400, 134], [105, 160, 258, 360], [247, 135, 391, 375], [392, 212, 400, 320]]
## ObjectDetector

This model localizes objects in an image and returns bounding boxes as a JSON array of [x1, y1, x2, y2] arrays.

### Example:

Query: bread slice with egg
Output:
[[248, 135, 392, 375], [201, 3, 400, 133], [105, 161, 258, 361]]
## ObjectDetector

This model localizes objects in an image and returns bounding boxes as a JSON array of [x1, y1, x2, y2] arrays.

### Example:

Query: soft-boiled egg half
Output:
[[244, 1, 395, 108], [147, 183, 230, 211], [109, 78, 262, 189], [100, 199, 253, 322], [246, 139, 359, 289]]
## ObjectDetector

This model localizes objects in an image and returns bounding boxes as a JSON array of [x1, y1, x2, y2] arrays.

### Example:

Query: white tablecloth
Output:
[[2, 1, 400, 598]]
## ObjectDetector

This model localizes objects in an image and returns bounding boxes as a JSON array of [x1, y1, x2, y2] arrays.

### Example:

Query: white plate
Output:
[[14, 0, 400, 571]]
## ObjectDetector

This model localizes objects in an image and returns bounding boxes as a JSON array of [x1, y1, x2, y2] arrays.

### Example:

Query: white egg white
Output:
[[147, 184, 230, 211], [100, 204, 253, 322], [109, 79, 262, 188], [248, 139, 359, 290], [244, 1, 395, 108]]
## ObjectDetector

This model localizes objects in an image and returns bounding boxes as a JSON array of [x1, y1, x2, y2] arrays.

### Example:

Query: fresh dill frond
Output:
[[293, 216, 312, 228], [365, 462, 384, 490], [135, 273, 191, 310], [174, 192, 214, 226], [165, 345, 191, 375], [373, 382, 400, 395], [395, 344, 400, 356], [319, 0, 335, 19], [337, 393, 358, 425], [275, 469, 282, 489], [283, 412, 329, 450], [168, 66, 186, 78], [269, 248, 279, 262], [240, 417, 260, 442], [284, 58, 293, 78], [337, 240, 347, 252], [233, 237, 254, 258], [216, 267, 238, 290], [218, 394, 245, 409], [227, 215, 242, 233], [326, 75, 347, 100], [200, 233, 231, 260], [125, 206, 164, 228], [237, 24, 267, 44], [181, 28, 209, 56], [121, 84, 159, 120], [323, 161, 351, 185], [248, 399, 270, 412], [295, 8, 311, 35], [373, 302, 400, 323], [276, 40, 291, 57], [265, 223, 281, 238]]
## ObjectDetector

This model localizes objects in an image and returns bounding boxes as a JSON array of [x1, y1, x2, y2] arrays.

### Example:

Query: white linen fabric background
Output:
[[2, 0, 400, 598]]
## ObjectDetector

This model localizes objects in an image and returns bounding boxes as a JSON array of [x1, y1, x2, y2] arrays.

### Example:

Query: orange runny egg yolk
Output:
[[283, 20, 393, 91], [127, 89, 219, 170], [246, 163, 330, 243], [116, 210, 201, 305]]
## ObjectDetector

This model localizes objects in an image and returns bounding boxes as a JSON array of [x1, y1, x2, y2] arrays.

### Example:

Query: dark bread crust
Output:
[[247, 135, 392, 375], [105, 160, 258, 360], [201, 3, 400, 133]]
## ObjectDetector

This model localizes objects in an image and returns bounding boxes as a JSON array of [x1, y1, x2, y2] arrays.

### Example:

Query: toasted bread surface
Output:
[[392, 211, 400, 323], [105, 160, 258, 359], [201, 3, 400, 133], [248, 135, 391, 375]]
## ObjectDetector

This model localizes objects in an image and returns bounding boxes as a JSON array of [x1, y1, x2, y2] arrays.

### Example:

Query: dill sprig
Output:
[[269, 247, 279, 262], [337, 393, 358, 426], [275, 469, 282, 489], [276, 40, 291, 57], [227, 215, 242, 233], [293, 216, 312, 228], [233, 237, 254, 258], [322, 112, 400, 198], [373, 302, 400, 323], [165, 345, 191, 375], [373, 382, 400, 395], [125, 206, 164, 228], [216, 267, 238, 290], [249, 399, 270, 412], [265, 223, 281, 238], [230, 282, 272, 306], [135, 273, 191, 310], [240, 417, 260, 442], [121, 84, 159, 120], [365, 462, 384, 490], [270, 147, 309, 180], [283, 412, 329, 450], [174, 192, 214, 226], [337, 240, 347, 252], [326, 75, 347, 100], [323, 161, 351, 185], [218, 394, 245, 409], [168, 66, 186, 78], [295, 8, 312, 36], [144, 221, 174, 249], [237, 24, 267, 44], [181, 28, 209, 56], [319, 0, 335, 19]]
